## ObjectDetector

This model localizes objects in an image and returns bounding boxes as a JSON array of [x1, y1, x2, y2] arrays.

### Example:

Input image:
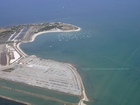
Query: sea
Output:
[[0, 0, 140, 105]]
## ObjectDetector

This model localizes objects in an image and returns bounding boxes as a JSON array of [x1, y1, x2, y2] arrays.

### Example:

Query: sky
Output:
[[0, 0, 140, 26]]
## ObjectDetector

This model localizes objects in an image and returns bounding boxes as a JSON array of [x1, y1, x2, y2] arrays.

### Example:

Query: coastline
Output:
[[17, 25, 81, 59], [17, 43, 28, 57], [68, 64, 89, 102], [17, 26, 89, 104], [1, 22, 89, 105], [28, 27, 81, 43]]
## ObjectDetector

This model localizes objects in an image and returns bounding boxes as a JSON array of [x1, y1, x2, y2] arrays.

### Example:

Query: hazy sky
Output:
[[0, 0, 140, 26]]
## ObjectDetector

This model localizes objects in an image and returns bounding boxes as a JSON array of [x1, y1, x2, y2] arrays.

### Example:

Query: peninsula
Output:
[[0, 22, 88, 105]]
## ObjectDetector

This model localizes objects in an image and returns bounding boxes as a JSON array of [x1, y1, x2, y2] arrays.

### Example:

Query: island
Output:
[[0, 22, 88, 105]]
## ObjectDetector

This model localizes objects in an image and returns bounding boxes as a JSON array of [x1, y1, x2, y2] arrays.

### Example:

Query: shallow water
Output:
[[21, 16, 140, 105]]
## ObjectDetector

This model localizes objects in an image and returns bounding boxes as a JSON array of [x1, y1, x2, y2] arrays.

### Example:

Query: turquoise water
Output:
[[21, 16, 140, 105], [1, 0, 140, 105]]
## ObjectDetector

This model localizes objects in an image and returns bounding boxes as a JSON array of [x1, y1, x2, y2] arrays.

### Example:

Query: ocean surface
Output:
[[0, 97, 26, 105], [1, 0, 140, 105]]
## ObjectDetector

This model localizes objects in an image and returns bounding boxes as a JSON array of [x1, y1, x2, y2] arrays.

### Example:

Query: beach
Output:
[[29, 27, 81, 43]]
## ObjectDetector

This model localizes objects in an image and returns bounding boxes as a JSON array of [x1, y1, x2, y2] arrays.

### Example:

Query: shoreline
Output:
[[17, 43, 28, 57], [17, 26, 81, 60], [17, 26, 89, 103], [28, 27, 81, 43]]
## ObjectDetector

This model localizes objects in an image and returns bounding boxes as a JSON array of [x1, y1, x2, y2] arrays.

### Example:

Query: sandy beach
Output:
[[29, 27, 81, 43]]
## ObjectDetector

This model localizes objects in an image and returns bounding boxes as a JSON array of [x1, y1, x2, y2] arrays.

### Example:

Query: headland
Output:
[[0, 22, 88, 105]]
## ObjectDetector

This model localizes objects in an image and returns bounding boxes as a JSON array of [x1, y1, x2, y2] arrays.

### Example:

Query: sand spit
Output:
[[28, 27, 81, 43]]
